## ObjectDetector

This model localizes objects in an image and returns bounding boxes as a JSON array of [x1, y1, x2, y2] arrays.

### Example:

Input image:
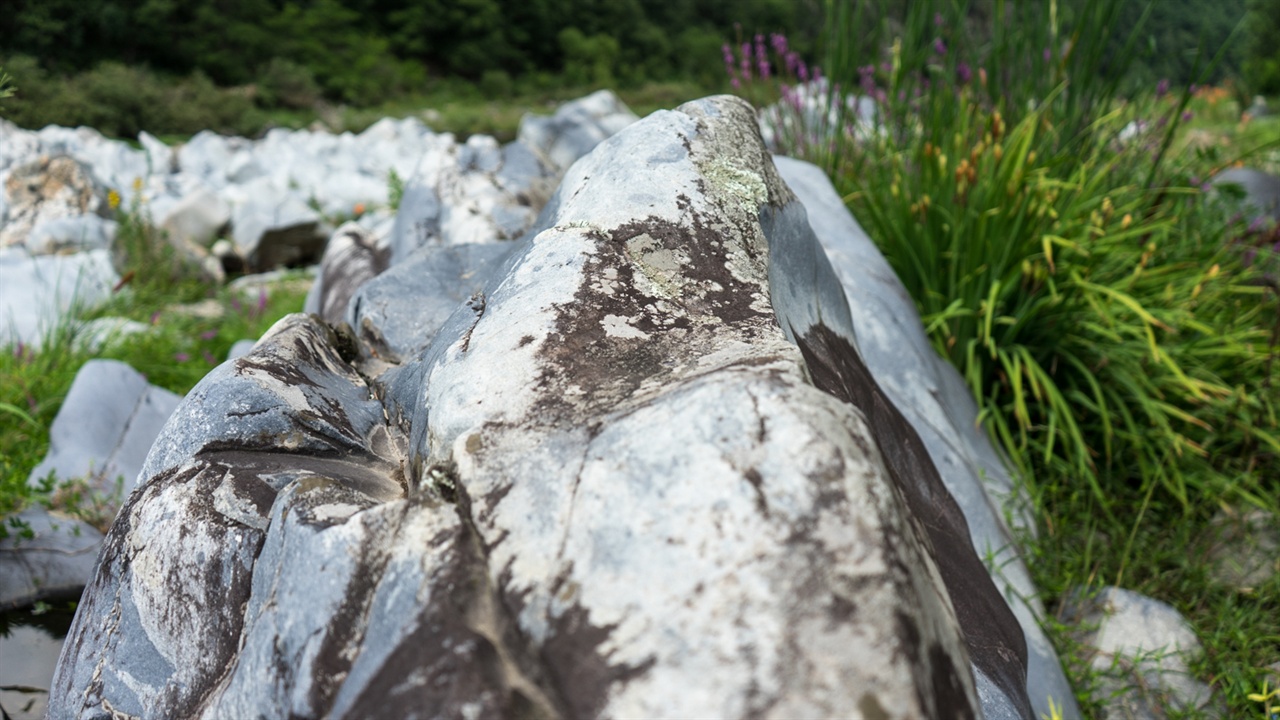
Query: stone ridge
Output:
[[48, 95, 1035, 719]]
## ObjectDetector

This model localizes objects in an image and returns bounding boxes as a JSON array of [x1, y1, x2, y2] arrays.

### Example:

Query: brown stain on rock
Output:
[[796, 323, 1030, 719]]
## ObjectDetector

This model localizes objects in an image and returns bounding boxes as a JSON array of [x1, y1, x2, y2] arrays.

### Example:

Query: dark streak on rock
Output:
[[796, 323, 1030, 719], [534, 208, 775, 424], [743, 468, 769, 517]]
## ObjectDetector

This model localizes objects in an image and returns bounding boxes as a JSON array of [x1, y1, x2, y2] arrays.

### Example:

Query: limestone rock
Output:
[[0, 246, 118, 348], [0, 155, 112, 250], [517, 89, 639, 173], [26, 214, 118, 255], [1063, 586, 1222, 719], [157, 184, 230, 250], [774, 156, 1076, 720], [231, 185, 328, 270], [0, 506, 104, 611], [1213, 167, 1280, 222], [50, 96, 1037, 719], [28, 359, 182, 505]]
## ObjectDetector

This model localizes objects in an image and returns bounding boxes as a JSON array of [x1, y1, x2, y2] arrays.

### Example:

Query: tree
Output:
[[1244, 0, 1280, 93]]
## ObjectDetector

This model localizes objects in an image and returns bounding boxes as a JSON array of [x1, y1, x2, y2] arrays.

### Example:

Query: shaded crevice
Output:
[[450, 478, 570, 720]]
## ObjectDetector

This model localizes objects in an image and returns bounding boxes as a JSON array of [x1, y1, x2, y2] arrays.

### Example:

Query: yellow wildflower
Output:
[[107, 190, 121, 210]]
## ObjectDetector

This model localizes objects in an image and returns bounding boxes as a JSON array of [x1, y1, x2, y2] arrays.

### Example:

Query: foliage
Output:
[[734, 3, 1280, 713], [0, 0, 822, 100], [1111, 0, 1247, 90], [0, 55, 264, 137], [1243, 0, 1280, 94]]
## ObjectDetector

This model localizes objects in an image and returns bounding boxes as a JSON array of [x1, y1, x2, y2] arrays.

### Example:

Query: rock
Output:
[[1212, 167, 1280, 222], [74, 317, 149, 354], [50, 96, 1038, 719], [157, 184, 230, 250], [26, 214, 118, 254], [346, 242, 511, 359], [230, 185, 328, 269], [0, 247, 118, 348], [305, 223, 389, 325], [226, 338, 256, 360], [1200, 507, 1278, 591], [0, 155, 112, 250], [139, 131, 175, 175], [517, 89, 639, 173], [28, 359, 182, 505], [1062, 587, 1222, 719], [773, 156, 1075, 719], [0, 506, 104, 610]]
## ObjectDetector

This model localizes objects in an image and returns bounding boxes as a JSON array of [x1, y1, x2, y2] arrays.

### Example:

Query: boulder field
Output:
[[43, 95, 1085, 719]]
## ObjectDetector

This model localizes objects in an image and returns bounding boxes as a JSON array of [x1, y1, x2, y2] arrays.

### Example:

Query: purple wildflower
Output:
[[175, 352, 190, 362], [1250, 215, 1267, 232], [934, 12, 944, 26], [149, 311, 161, 325], [1244, 247, 1257, 266], [1156, 79, 1170, 98], [13, 341, 25, 361], [200, 329, 218, 341], [202, 350, 217, 365], [798, 62, 809, 83], [1043, 47, 1051, 61], [934, 38, 947, 55], [256, 288, 268, 315], [771, 33, 788, 57], [1182, 110, 1193, 122], [957, 62, 972, 84], [756, 34, 771, 79], [731, 77, 741, 89], [722, 43, 735, 79], [740, 43, 752, 81]]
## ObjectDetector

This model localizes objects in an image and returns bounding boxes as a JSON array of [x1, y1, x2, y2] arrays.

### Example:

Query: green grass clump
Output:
[[733, 0, 1280, 715], [0, 205, 308, 526]]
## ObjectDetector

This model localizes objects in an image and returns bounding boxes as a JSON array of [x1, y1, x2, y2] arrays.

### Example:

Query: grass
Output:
[[0, 203, 309, 529], [735, 0, 1280, 716]]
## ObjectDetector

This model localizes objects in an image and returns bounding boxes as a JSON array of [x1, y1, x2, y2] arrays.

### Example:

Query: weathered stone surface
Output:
[[0, 246, 118, 348], [1062, 586, 1222, 720], [156, 184, 230, 250], [1213, 167, 1280, 221], [28, 360, 182, 504], [25, 214, 118, 255], [0, 506, 104, 610], [345, 242, 511, 360], [231, 185, 328, 269], [305, 222, 390, 325], [517, 89, 639, 173], [773, 155, 1077, 720], [0, 155, 112, 250], [50, 96, 1039, 719]]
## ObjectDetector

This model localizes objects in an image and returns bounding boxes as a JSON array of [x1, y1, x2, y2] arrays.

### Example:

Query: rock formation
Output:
[[44, 95, 1071, 719]]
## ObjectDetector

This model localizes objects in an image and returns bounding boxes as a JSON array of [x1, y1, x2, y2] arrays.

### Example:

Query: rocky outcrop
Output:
[[49, 95, 1063, 718]]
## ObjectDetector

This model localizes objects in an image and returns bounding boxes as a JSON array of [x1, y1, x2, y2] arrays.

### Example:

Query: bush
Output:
[[558, 27, 620, 87], [736, 2, 1278, 515], [257, 57, 321, 110]]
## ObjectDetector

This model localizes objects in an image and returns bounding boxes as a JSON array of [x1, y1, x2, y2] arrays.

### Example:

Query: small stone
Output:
[[1201, 507, 1279, 591], [1062, 586, 1222, 720]]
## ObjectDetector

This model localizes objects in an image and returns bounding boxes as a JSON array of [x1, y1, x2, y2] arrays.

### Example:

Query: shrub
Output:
[[731, 2, 1279, 515], [257, 57, 322, 110]]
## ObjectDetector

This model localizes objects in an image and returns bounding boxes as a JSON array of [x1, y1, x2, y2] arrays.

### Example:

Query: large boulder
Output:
[[0, 246, 118, 348], [0, 506, 104, 610], [0, 155, 113, 251], [28, 359, 183, 503], [517, 89, 639, 173], [51, 96, 1045, 718]]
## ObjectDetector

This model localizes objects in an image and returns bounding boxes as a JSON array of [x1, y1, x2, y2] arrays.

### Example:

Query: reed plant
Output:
[[731, 1, 1280, 713]]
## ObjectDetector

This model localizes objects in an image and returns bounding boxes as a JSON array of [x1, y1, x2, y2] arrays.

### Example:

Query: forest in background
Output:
[[0, 0, 1276, 138]]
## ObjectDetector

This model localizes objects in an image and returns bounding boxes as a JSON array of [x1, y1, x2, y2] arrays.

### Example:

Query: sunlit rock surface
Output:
[[50, 96, 1054, 719]]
